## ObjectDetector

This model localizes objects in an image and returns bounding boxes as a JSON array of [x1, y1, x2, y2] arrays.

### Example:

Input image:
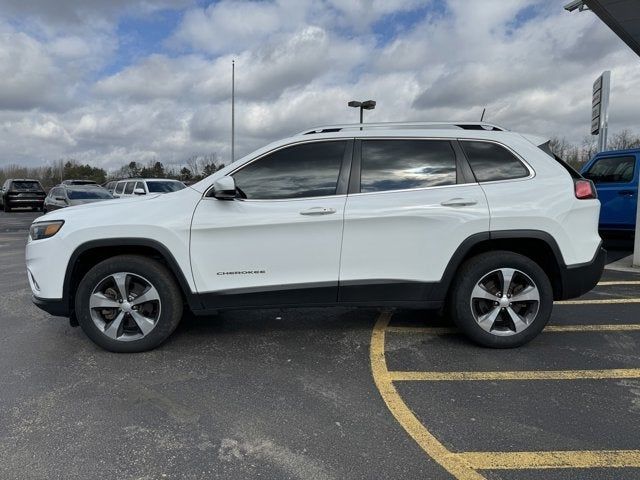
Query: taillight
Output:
[[574, 179, 597, 200]]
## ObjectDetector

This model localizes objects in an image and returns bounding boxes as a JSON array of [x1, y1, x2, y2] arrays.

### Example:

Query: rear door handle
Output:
[[440, 198, 478, 207], [618, 190, 635, 196], [299, 207, 337, 216]]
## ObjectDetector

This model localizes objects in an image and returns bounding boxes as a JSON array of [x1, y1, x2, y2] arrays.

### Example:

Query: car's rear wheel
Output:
[[450, 251, 553, 348], [75, 255, 183, 352]]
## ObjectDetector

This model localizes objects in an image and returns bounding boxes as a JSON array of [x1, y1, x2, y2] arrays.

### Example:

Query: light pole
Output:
[[231, 59, 235, 163], [348, 100, 376, 126]]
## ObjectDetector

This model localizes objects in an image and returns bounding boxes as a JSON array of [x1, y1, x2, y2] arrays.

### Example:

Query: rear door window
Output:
[[115, 182, 125, 194], [360, 140, 457, 193], [147, 181, 186, 193], [124, 182, 135, 194], [583, 156, 636, 184], [461, 141, 529, 182]]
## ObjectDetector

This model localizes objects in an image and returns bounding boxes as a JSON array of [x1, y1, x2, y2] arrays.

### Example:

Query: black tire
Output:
[[450, 251, 553, 348], [75, 255, 183, 353], [3, 200, 11, 213]]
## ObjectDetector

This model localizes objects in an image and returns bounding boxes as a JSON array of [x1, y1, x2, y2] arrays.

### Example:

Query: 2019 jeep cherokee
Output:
[[26, 122, 605, 352]]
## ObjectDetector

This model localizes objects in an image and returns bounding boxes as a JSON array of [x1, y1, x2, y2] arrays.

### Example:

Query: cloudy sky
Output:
[[0, 0, 638, 170]]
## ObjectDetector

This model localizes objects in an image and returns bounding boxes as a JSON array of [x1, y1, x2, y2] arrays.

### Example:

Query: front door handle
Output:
[[299, 207, 337, 216], [441, 198, 478, 207]]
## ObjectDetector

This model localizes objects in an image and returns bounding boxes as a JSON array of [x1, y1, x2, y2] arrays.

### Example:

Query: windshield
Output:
[[146, 181, 186, 193], [12, 181, 41, 191], [67, 189, 113, 200]]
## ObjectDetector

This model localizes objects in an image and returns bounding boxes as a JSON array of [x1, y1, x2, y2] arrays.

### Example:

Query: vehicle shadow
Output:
[[601, 231, 634, 263]]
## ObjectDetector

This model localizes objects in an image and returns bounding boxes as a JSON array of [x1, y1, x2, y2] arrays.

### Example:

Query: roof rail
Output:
[[297, 121, 507, 136]]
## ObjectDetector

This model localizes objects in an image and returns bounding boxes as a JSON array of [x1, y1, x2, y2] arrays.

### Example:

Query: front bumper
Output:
[[559, 246, 606, 300], [32, 295, 70, 317]]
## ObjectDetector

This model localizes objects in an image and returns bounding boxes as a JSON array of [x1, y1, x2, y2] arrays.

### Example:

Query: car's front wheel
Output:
[[75, 255, 183, 352], [450, 251, 553, 348], [3, 200, 11, 212]]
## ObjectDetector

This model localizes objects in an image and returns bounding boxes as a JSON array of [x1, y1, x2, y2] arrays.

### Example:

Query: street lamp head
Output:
[[361, 100, 376, 110], [564, 0, 587, 12], [348, 101, 362, 108]]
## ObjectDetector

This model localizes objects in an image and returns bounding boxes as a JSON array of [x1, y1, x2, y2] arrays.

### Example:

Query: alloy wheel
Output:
[[89, 272, 161, 342], [469, 267, 540, 336]]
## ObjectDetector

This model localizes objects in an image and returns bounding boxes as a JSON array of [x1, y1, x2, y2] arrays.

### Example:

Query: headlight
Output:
[[29, 221, 64, 241]]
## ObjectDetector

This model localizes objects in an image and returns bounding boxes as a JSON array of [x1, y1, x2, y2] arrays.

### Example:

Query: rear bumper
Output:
[[559, 246, 606, 300], [8, 198, 44, 206], [32, 295, 69, 317]]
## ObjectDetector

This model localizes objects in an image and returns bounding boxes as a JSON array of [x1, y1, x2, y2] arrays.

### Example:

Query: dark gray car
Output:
[[43, 185, 113, 212]]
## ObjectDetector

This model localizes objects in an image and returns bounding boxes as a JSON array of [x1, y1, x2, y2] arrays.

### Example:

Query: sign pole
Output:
[[634, 197, 640, 267], [591, 71, 610, 153]]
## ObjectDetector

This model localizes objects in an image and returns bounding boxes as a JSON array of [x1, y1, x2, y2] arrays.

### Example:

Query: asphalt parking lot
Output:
[[1, 210, 640, 480]]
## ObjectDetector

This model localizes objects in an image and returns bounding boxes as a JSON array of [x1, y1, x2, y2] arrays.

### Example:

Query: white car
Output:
[[112, 178, 186, 197], [26, 122, 605, 352]]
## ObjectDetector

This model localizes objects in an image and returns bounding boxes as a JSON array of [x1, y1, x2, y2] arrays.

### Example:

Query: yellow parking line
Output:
[[386, 326, 458, 335], [389, 368, 640, 382], [371, 311, 640, 478], [457, 450, 640, 469], [597, 281, 640, 286], [556, 298, 640, 305], [546, 323, 640, 332], [386, 324, 640, 335], [370, 311, 484, 479]]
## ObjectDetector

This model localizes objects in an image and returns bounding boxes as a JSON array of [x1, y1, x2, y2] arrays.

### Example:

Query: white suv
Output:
[[112, 178, 186, 197], [26, 122, 605, 352]]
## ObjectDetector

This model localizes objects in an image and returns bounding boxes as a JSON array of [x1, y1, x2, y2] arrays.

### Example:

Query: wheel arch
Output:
[[63, 238, 203, 316], [436, 230, 567, 301]]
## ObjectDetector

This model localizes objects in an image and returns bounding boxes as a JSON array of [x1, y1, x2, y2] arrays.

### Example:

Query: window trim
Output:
[[204, 138, 354, 201], [457, 138, 535, 184], [584, 155, 637, 185], [349, 137, 473, 196]]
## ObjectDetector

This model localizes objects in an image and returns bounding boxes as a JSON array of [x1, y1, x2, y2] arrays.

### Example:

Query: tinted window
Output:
[[11, 181, 41, 191], [147, 181, 186, 193], [360, 140, 456, 193], [462, 141, 529, 182], [584, 156, 635, 184], [67, 188, 113, 200], [232, 141, 346, 199], [115, 182, 125, 194], [51, 188, 63, 198], [124, 182, 135, 194]]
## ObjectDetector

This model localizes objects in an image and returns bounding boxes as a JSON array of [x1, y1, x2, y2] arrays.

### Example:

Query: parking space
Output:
[[372, 275, 640, 479], [2, 210, 640, 479]]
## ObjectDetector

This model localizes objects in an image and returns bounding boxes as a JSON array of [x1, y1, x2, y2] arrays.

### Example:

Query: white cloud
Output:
[[0, 1, 639, 171]]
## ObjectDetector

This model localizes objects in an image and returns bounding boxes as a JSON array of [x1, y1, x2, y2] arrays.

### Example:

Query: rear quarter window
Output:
[[461, 141, 529, 182]]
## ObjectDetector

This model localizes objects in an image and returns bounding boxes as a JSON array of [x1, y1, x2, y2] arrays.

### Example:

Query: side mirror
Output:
[[212, 176, 237, 200], [54, 196, 66, 202], [133, 188, 146, 195]]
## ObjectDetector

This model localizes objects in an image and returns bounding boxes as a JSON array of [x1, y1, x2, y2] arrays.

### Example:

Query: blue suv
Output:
[[581, 148, 639, 234]]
